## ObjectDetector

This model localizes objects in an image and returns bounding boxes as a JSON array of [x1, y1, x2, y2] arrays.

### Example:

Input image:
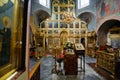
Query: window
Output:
[[78, 0, 89, 9], [39, 0, 50, 8]]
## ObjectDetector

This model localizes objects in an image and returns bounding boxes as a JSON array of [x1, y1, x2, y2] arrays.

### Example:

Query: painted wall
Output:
[[96, 0, 120, 30], [0, 1, 13, 29], [88, 14, 96, 31], [96, 0, 120, 46], [76, 0, 97, 32], [76, 0, 97, 16], [96, 0, 120, 23], [31, 0, 51, 26]]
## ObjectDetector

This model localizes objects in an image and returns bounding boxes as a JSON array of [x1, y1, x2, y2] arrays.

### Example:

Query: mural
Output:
[[0, 16, 11, 67], [0, 0, 13, 67], [96, 0, 120, 22]]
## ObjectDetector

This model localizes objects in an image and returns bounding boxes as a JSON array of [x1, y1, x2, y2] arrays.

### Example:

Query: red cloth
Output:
[[60, 50, 66, 58], [32, 52, 36, 55]]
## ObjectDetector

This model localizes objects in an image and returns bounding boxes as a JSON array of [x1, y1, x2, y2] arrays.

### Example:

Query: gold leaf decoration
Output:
[[2, 16, 11, 28]]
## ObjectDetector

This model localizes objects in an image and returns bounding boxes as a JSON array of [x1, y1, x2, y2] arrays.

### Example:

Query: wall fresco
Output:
[[96, 0, 120, 22], [0, 0, 13, 67]]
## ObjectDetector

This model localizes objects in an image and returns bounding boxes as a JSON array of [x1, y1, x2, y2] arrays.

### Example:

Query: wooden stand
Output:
[[64, 54, 77, 75]]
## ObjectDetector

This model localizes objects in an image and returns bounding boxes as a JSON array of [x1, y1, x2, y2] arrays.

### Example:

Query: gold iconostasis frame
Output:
[[38, 0, 89, 55]]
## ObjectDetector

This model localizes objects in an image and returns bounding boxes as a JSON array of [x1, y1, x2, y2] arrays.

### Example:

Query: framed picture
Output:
[[60, 14, 64, 20], [69, 30, 73, 34], [54, 22, 58, 28], [54, 14, 58, 20], [54, 6, 58, 12], [60, 22, 67, 28], [48, 38, 53, 48], [75, 22, 79, 28], [0, 0, 26, 77], [69, 38, 74, 43], [48, 30, 52, 34], [69, 23, 73, 28], [64, 0, 68, 4], [70, 7, 73, 12], [75, 30, 79, 35], [81, 22, 86, 28], [54, 30, 58, 34], [36, 36, 43, 47], [80, 30, 85, 34], [48, 22, 52, 28], [60, 7, 67, 12], [75, 43, 85, 50], [75, 38, 79, 43], [54, 38, 60, 47]]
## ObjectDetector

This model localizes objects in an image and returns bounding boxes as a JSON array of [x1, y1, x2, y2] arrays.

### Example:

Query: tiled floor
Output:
[[30, 56, 107, 80]]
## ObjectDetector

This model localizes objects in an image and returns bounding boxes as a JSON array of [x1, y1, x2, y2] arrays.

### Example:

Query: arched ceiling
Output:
[[35, 10, 50, 23], [98, 19, 120, 34], [78, 12, 92, 24]]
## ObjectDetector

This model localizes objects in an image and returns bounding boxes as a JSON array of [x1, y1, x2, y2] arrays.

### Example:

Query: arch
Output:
[[78, 12, 92, 24], [35, 9, 50, 23], [96, 16, 120, 33], [96, 19, 120, 46], [77, 11, 96, 31], [77, 10, 96, 17]]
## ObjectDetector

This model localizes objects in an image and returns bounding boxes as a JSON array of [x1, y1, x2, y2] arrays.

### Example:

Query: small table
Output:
[[75, 43, 85, 72]]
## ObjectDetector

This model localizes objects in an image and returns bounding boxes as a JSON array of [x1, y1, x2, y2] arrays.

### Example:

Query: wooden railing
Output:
[[29, 62, 40, 80]]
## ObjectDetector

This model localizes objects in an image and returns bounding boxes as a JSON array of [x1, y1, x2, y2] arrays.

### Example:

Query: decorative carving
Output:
[[69, 0, 74, 5], [53, 0, 59, 5]]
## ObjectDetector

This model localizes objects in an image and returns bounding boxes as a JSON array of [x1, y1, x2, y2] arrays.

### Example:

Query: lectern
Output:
[[63, 42, 77, 75], [75, 43, 85, 72]]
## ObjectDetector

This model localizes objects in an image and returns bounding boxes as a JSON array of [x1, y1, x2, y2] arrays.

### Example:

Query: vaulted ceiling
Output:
[[98, 20, 120, 34], [35, 10, 50, 23]]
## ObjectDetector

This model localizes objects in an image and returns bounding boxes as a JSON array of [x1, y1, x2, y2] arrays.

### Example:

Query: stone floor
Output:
[[30, 56, 107, 80]]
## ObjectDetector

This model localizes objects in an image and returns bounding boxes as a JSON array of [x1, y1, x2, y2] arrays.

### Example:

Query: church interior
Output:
[[0, 0, 120, 80]]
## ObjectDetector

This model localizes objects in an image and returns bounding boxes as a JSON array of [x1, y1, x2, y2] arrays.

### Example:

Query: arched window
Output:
[[39, 0, 50, 8], [78, 0, 89, 9]]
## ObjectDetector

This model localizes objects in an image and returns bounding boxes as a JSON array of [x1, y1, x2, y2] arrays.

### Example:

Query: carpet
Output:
[[87, 63, 114, 80]]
